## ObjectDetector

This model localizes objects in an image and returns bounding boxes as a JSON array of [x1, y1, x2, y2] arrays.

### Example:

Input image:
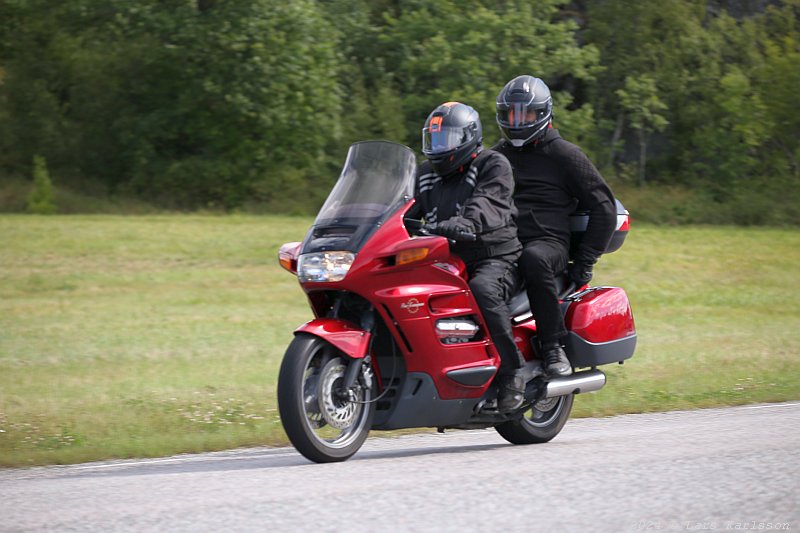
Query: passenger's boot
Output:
[[543, 342, 572, 377], [497, 368, 526, 412]]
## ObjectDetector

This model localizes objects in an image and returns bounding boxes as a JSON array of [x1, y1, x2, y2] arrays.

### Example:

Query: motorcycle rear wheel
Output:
[[494, 393, 574, 444], [277, 333, 375, 463]]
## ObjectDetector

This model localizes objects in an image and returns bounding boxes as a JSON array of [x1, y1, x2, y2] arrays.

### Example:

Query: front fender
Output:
[[294, 319, 371, 359]]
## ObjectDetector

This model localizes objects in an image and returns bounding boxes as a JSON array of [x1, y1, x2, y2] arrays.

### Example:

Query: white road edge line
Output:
[[70, 450, 297, 470], [742, 402, 800, 410]]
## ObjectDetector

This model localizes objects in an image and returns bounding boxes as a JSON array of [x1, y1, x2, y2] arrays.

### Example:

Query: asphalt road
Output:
[[2, 402, 798, 532]]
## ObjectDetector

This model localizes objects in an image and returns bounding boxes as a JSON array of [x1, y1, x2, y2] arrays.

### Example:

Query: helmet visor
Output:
[[422, 124, 476, 155], [497, 102, 548, 129]]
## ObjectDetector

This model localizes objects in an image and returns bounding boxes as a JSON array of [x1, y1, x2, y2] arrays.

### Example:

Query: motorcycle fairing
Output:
[[299, 204, 502, 401]]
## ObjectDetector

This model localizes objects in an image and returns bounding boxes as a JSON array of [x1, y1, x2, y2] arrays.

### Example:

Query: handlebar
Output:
[[404, 218, 425, 232], [405, 219, 477, 242], [446, 229, 478, 242]]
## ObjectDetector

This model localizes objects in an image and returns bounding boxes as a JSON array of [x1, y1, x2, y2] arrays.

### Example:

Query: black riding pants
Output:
[[468, 256, 525, 374], [519, 240, 570, 345]]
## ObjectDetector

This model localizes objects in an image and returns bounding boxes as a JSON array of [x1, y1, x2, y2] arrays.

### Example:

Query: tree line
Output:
[[0, 0, 798, 223]]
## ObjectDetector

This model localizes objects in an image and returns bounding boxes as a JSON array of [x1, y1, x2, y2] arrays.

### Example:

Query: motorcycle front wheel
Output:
[[277, 333, 375, 463], [494, 393, 574, 444]]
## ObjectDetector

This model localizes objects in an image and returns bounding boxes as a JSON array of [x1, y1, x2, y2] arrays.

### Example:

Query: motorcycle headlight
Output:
[[297, 251, 355, 282]]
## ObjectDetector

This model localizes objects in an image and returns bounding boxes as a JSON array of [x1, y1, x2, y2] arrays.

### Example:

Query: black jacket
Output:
[[408, 149, 521, 264], [493, 128, 616, 264]]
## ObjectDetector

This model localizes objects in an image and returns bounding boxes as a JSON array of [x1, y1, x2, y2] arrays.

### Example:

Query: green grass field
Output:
[[1, 215, 799, 466]]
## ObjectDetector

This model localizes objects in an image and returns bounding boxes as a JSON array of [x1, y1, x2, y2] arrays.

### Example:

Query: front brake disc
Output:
[[317, 358, 361, 430]]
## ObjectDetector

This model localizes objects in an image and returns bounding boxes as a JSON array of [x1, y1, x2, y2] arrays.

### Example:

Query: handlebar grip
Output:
[[422, 224, 477, 242]]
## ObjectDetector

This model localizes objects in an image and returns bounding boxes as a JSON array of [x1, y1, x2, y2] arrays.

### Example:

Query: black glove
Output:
[[428, 218, 474, 241], [568, 261, 593, 287]]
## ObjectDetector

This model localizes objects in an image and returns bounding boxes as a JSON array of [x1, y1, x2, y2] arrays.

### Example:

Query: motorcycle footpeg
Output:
[[474, 397, 498, 414], [523, 378, 547, 404]]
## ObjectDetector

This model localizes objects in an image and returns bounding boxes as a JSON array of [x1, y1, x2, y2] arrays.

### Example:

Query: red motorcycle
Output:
[[277, 141, 636, 463]]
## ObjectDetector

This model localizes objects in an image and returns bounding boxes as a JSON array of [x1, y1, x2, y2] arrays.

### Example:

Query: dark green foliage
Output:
[[0, 0, 798, 223], [1, 0, 341, 210], [26, 156, 56, 214], [586, 0, 799, 201]]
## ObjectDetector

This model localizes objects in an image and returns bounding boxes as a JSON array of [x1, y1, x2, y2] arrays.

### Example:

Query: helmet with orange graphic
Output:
[[422, 102, 483, 177]]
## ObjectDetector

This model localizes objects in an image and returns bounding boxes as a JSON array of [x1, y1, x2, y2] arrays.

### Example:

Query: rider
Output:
[[408, 101, 526, 412], [493, 75, 617, 377]]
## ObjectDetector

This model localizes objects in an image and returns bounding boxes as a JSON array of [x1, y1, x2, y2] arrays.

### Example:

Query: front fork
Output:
[[334, 304, 376, 402], [337, 355, 374, 402]]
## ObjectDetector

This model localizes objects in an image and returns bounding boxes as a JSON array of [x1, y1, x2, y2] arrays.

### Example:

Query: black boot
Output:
[[497, 369, 525, 412], [543, 342, 572, 377]]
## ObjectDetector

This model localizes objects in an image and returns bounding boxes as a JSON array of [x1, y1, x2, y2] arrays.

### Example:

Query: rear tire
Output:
[[277, 333, 375, 463], [494, 393, 574, 444]]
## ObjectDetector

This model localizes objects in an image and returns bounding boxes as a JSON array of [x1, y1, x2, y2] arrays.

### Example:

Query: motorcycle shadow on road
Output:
[[354, 441, 509, 462], [54, 440, 511, 479]]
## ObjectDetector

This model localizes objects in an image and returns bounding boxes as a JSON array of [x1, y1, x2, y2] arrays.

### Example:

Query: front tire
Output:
[[277, 333, 375, 463], [494, 393, 574, 444]]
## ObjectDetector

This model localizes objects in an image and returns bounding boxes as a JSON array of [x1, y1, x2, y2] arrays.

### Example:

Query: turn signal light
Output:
[[396, 247, 429, 266], [278, 242, 302, 274]]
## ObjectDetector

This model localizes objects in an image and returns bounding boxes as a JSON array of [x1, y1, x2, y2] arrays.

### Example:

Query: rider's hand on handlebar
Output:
[[427, 218, 476, 242]]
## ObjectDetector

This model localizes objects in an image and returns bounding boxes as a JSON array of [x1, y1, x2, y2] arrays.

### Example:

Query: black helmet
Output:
[[422, 102, 483, 176], [496, 75, 553, 148]]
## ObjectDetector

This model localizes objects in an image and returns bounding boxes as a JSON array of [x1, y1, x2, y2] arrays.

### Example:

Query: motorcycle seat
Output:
[[508, 272, 575, 321]]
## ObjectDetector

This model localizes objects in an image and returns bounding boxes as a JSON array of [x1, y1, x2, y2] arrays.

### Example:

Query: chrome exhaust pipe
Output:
[[544, 369, 606, 398]]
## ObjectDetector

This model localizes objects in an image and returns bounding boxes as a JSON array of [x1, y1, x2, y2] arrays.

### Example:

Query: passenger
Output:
[[493, 76, 617, 377]]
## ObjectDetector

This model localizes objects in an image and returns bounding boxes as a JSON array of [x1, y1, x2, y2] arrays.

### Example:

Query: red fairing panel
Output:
[[513, 321, 538, 361], [295, 319, 371, 359], [564, 287, 636, 343]]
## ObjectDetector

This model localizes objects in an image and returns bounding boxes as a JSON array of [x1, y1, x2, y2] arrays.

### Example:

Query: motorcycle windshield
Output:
[[303, 141, 417, 254]]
